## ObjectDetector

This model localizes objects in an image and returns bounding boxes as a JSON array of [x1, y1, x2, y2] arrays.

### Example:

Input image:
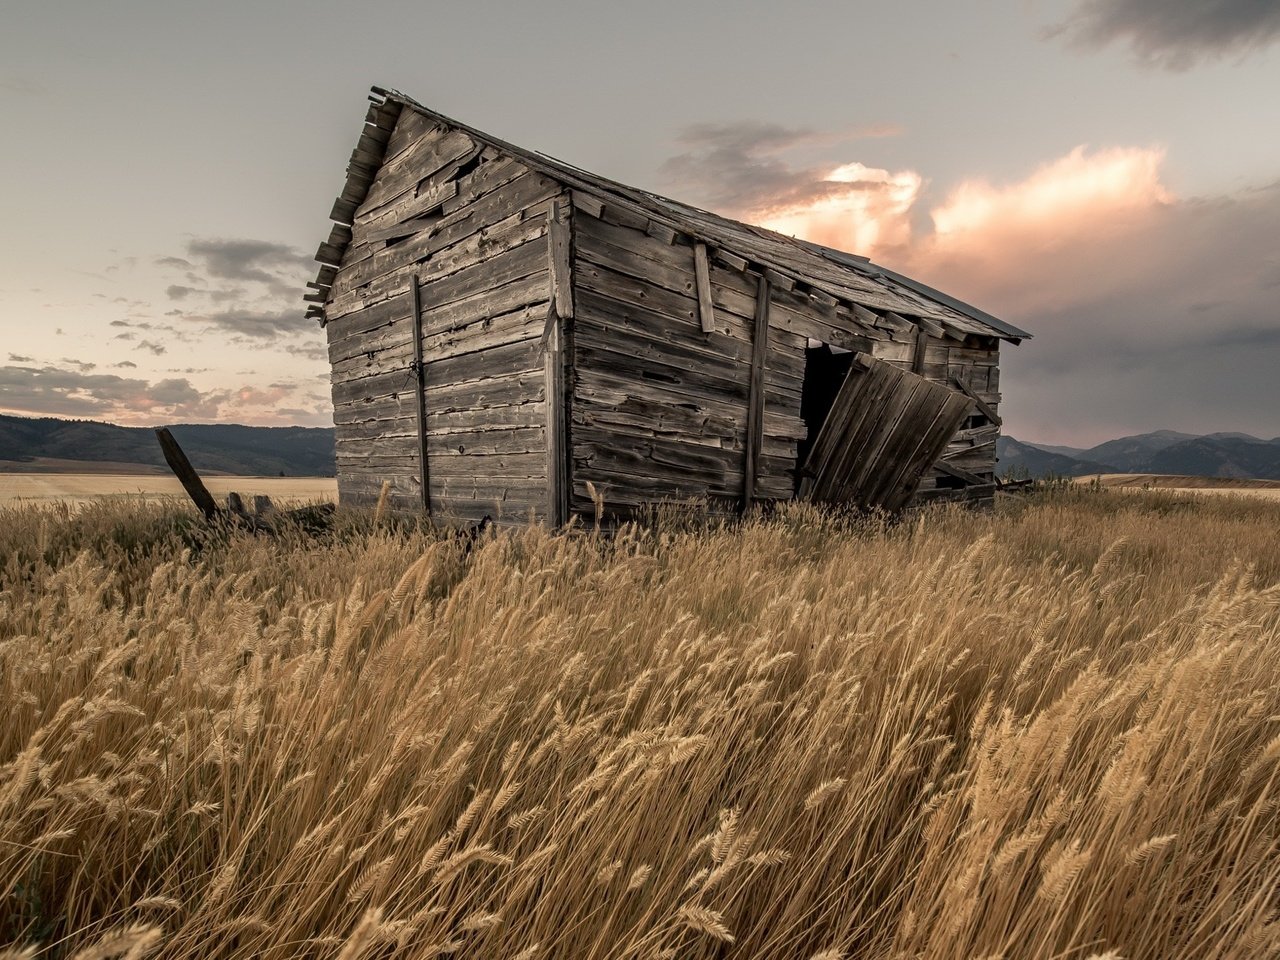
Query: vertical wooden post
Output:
[[743, 275, 770, 513], [545, 197, 574, 526], [410, 275, 430, 515], [912, 327, 929, 376], [693, 242, 715, 333]]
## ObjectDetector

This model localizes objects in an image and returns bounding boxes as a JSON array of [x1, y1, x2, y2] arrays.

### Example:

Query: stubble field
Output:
[[0, 474, 337, 508], [2, 489, 1279, 958]]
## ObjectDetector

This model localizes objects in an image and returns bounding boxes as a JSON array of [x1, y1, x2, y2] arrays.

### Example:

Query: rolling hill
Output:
[[999, 431, 1280, 481], [0, 414, 335, 477]]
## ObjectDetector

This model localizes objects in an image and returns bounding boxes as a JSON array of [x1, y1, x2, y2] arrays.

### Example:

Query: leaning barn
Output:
[[309, 87, 1029, 525]]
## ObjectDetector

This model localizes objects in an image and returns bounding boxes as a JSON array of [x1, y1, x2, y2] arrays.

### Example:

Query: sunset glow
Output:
[[754, 162, 923, 255]]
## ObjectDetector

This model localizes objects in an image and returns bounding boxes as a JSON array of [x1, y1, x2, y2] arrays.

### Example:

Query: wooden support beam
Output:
[[645, 220, 678, 245], [934, 460, 987, 486], [713, 248, 749, 272], [154, 427, 219, 520], [548, 198, 574, 320], [912, 328, 929, 375], [949, 375, 1002, 426], [762, 267, 795, 292], [742, 275, 771, 512], [545, 197, 573, 526], [570, 190, 605, 220], [693, 242, 716, 334], [410, 275, 430, 514], [851, 303, 879, 327]]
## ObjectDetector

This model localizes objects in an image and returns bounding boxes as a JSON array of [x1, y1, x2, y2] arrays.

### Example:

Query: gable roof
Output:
[[308, 86, 1029, 342]]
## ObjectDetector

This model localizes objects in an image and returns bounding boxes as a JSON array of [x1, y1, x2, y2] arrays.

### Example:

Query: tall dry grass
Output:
[[2, 489, 1279, 959]]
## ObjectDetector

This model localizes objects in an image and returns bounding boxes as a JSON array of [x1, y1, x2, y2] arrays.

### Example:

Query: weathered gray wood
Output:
[[913, 328, 929, 376], [934, 460, 987, 486], [410, 275, 430, 514], [949, 375, 1002, 425], [693, 242, 715, 334], [743, 276, 770, 511], [154, 428, 219, 520], [801, 357, 971, 512], [547, 197, 573, 321]]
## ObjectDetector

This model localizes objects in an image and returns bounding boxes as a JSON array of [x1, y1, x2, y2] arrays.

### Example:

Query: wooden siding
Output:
[[569, 203, 811, 518], [324, 109, 559, 523], [865, 328, 1002, 495]]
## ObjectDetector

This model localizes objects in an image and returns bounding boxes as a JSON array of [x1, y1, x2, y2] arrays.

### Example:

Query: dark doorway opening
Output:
[[796, 341, 855, 494]]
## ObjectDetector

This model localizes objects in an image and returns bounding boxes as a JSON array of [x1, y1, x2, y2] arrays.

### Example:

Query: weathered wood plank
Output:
[[743, 276, 770, 510], [410, 275, 429, 514], [693, 242, 715, 334], [949, 375, 1002, 425], [547, 197, 573, 321]]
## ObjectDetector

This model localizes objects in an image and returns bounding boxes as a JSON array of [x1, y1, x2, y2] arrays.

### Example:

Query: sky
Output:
[[1, 0, 1277, 446]]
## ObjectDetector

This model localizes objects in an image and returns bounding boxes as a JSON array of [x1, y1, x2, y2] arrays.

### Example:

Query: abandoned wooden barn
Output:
[[309, 86, 1030, 524]]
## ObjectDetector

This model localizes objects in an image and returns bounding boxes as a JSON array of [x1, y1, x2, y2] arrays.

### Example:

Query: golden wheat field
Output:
[[2, 490, 1280, 959]]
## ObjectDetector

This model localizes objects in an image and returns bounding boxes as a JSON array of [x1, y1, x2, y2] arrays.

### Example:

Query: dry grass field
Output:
[[1074, 474, 1280, 500], [0, 474, 337, 508], [2, 489, 1279, 958]]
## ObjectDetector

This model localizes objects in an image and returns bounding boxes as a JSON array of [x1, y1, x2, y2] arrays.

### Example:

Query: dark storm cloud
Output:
[[1053, 0, 1280, 68], [660, 121, 904, 215]]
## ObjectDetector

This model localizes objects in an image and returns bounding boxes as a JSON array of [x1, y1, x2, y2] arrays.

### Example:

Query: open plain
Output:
[[0, 473, 337, 507]]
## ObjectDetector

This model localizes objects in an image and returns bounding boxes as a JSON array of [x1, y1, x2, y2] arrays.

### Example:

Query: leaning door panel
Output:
[[800, 354, 971, 512]]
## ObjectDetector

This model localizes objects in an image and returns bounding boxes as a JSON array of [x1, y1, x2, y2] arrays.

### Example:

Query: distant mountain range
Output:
[[0, 414, 335, 477], [3, 413, 1277, 484], [998, 430, 1280, 481]]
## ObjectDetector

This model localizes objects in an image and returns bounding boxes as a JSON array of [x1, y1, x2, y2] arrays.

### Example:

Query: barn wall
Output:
[[324, 108, 561, 522], [568, 201, 817, 519]]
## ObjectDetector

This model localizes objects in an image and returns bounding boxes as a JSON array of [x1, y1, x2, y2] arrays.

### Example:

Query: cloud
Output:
[[661, 121, 910, 223], [0, 361, 332, 427], [113, 361, 138, 369], [0, 364, 223, 421], [8, 353, 34, 363], [199, 308, 313, 339], [136, 340, 167, 356], [182, 238, 311, 300], [1051, 0, 1280, 69], [284, 342, 329, 362], [167, 284, 197, 300], [665, 131, 1280, 444]]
